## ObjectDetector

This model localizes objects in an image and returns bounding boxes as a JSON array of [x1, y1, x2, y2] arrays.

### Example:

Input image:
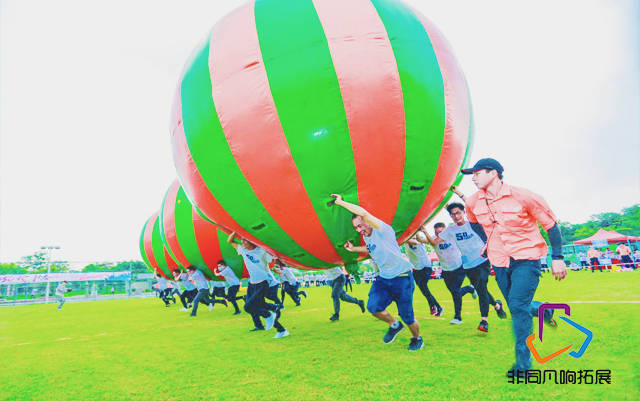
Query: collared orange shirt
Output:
[[616, 244, 631, 256], [465, 183, 557, 268], [587, 249, 600, 259]]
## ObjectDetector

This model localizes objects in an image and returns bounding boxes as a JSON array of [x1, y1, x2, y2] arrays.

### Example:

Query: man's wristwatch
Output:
[[551, 254, 564, 260]]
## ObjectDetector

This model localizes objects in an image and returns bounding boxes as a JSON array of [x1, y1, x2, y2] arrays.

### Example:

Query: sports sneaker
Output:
[[329, 314, 339, 322], [301, 291, 308, 298], [408, 336, 424, 351], [264, 311, 276, 331], [249, 327, 265, 332], [495, 300, 507, 319], [179, 308, 188, 312], [165, 303, 170, 307], [383, 322, 405, 344], [450, 318, 463, 324], [435, 306, 445, 317], [543, 309, 557, 328], [471, 287, 478, 299], [430, 306, 437, 316], [358, 300, 365, 313], [477, 320, 489, 332], [223, 299, 228, 307], [208, 303, 214, 311], [273, 329, 290, 339], [233, 311, 242, 315]]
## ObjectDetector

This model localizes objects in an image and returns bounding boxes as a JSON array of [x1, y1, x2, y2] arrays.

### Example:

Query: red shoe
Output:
[[430, 306, 437, 316]]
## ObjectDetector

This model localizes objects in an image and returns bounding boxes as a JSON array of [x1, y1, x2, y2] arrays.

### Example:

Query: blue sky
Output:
[[1, 0, 638, 267]]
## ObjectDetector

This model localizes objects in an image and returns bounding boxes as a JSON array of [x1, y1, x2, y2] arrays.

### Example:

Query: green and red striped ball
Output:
[[159, 179, 248, 280], [171, 0, 472, 270], [140, 212, 180, 279]]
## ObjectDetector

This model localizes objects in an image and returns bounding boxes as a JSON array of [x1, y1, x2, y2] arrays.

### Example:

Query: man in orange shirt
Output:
[[616, 243, 634, 269], [460, 158, 567, 376], [586, 247, 602, 272]]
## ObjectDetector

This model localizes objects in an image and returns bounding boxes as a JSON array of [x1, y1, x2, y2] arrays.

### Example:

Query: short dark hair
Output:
[[217, 260, 226, 266], [446, 202, 465, 214], [434, 222, 445, 229], [172, 269, 180, 275], [187, 265, 196, 271]]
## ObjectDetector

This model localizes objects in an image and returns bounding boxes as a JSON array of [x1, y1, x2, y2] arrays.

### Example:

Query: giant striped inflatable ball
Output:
[[140, 212, 180, 279], [159, 179, 248, 280], [171, 0, 472, 270]]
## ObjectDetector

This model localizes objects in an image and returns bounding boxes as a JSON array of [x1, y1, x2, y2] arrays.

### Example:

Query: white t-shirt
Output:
[[219, 266, 240, 286], [157, 276, 168, 290], [237, 245, 272, 284], [404, 242, 431, 270], [363, 222, 412, 279], [55, 282, 67, 297], [433, 236, 462, 271], [439, 222, 487, 269], [324, 266, 344, 280]]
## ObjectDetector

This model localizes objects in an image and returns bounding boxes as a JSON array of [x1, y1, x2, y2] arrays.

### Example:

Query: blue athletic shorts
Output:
[[366, 271, 415, 325]]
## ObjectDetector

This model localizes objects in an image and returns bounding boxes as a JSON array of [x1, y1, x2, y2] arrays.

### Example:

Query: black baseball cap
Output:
[[461, 158, 504, 175]]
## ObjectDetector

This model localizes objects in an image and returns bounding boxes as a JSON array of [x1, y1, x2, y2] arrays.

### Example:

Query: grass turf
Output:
[[1, 271, 638, 401]]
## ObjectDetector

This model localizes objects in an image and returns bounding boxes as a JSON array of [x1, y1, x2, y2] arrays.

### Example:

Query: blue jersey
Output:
[[440, 222, 487, 269], [404, 242, 432, 270], [363, 222, 412, 279]]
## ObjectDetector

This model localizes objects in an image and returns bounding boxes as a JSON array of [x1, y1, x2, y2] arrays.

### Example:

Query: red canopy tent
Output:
[[573, 229, 640, 245]]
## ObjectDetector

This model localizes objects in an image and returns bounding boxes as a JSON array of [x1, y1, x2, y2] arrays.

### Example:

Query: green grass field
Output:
[[1, 271, 638, 401]]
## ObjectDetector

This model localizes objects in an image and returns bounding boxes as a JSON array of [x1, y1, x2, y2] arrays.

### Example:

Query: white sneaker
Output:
[[179, 308, 188, 312], [450, 318, 463, 324], [264, 311, 276, 330], [273, 329, 290, 339], [208, 303, 214, 311]]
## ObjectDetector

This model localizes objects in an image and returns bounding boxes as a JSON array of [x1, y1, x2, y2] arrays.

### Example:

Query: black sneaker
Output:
[[495, 300, 507, 319], [383, 322, 405, 344], [329, 314, 339, 322], [358, 300, 366, 313], [408, 336, 424, 351], [233, 311, 242, 315], [435, 306, 445, 317], [478, 320, 489, 332], [249, 327, 265, 332]]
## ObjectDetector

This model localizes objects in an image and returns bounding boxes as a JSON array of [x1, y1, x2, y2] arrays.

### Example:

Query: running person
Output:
[[325, 266, 365, 321], [333, 194, 423, 351], [404, 234, 443, 317], [439, 202, 508, 331], [210, 280, 229, 308], [187, 266, 219, 317], [155, 273, 172, 307], [228, 232, 289, 339], [274, 260, 307, 306], [422, 224, 475, 325], [172, 269, 197, 312], [461, 158, 567, 375], [55, 281, 70, 310], [215, 260, 244, 315]]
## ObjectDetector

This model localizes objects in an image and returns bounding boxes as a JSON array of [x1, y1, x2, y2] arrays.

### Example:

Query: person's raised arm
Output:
[[406, 237, 419, 246], [451, 185, 466, 201], [227, 232, 239, 249], [330, 194, 383, 230], [419, 226, 441, 246], [343, 240, 368, 254]]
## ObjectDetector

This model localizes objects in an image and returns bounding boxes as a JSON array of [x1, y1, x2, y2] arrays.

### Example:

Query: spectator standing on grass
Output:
[[332, 193, 424, 351], [587, 247, 602, 273], [578, 252, 588, 270], [325, 266, 365, 322], [616, 244, 634, 269], [55, 281, 69, 310], [460, 158, 567, 376]]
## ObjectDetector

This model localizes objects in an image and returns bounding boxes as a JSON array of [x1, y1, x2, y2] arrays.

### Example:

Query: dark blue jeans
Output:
[[493, 260, 544, 370], [413, 267, 440, 310], [442, 267, 475, 320]]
